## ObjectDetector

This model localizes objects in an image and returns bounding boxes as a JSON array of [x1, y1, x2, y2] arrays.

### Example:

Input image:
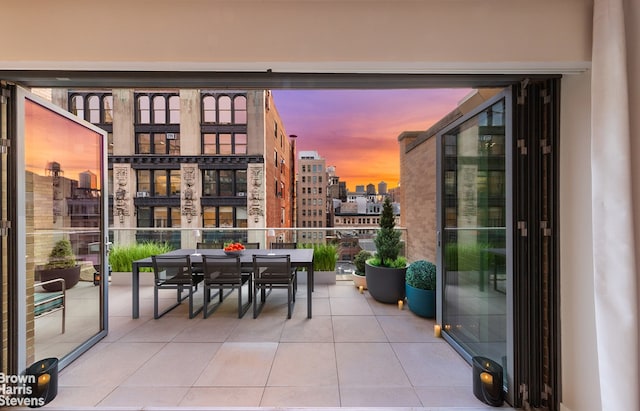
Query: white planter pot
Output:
[[352, 273, 367, 289], [298, 270, 336, 285]]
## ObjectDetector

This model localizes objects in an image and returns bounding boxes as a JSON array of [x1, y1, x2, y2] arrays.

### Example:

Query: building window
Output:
[[201, 92, 247, 124], [202, 95, 216, 123], [202, 169, 247, 196], [136, 132, 180, 155], [202, 133, 247, 155], [219, 206, 233, 227], [136, 206, 181, 228], [234, 96, 247, 124], [136, 170, 180, 197], [69, 92, 113, 125], [202, 206, 247, 228], [136, 92, 180, 125]]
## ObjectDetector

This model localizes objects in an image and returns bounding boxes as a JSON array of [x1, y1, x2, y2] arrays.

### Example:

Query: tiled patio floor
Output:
[[38, 273, 508, 410]]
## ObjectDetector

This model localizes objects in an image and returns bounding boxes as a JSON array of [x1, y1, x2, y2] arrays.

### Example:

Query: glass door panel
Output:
[[16, 87, 107, 370], [439, 96, 510, 384]]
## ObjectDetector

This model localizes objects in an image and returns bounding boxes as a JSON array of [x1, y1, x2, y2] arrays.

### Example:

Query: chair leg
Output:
[[154, 285, 182, 319], [253, 282, 259, 318], [188, 286, 203, 319]]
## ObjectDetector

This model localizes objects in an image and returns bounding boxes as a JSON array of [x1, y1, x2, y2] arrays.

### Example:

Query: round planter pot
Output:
[[405, 283, 436, 318], [352, 273, 367, 289], [365, 261, 406, 304], [38, 265, 81, 291]]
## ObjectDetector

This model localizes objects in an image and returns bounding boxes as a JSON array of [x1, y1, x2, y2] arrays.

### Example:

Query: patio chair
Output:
[[252, 254, 297, 319], [202, 254, 252, 318], [34, 278, 66, 333], [269, 242, 297, 249], [151, 254, 203, 319]]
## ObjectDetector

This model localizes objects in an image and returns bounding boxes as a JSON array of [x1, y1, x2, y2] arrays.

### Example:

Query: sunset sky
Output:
[[272, 88, 473, 191]]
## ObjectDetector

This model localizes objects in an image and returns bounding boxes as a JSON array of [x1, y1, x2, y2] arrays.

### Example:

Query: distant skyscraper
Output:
[[378, 181, 388, 195], [366, 183, 376, 195], [355, 185, 365, 193], [297, 151, 327, 244]]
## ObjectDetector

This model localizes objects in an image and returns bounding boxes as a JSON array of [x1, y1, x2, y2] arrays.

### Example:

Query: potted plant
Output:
[[312, 243, 339, 284], [365, 196, 407, 304], [38, 239, 81, 291], [352, 249, 372, 290], [405, 259, 436, 318]]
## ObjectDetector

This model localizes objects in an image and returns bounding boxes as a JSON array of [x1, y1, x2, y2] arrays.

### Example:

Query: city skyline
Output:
[[272, 88, 472, 191]]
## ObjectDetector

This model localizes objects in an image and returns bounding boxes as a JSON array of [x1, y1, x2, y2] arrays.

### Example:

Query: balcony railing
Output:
[[109, 226, 408, 262]]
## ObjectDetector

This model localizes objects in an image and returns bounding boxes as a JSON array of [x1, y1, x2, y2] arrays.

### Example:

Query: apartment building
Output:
[[51, 89, 296, 248], [296, 150, 327, 244]]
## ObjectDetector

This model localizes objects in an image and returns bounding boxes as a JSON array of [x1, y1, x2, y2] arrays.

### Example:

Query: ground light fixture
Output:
[[26, 357, 59, 407], [472, 356, 504, 407]]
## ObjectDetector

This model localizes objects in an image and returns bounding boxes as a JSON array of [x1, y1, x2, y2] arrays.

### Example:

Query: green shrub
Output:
[[45, 239, 77, 269], [406, 260, 436, 290], [353, 250, 372, 275], [444, 242, 492, 272], [109, 241, 173, 272], [301, 243, 339, 271]]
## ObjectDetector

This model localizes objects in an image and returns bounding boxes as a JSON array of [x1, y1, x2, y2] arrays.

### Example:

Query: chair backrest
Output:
[[197, 242, 222, 249], [202, 254, 241, 281], [253, 254, 292, 279], [243, 242, 260, 249], [152, 254, 192, 283], [269, 242, 297, 249]]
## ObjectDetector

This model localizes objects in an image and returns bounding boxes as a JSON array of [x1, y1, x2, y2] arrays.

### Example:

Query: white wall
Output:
[[1, 0, 591, 73], [559, 72, 600, 411]]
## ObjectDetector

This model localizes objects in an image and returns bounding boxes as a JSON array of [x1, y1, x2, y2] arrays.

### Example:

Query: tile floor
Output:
[[39, 273, 508, 410]]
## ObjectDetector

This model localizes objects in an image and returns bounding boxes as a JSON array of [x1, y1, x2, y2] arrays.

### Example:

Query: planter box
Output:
[[297, 270, 336, 285]]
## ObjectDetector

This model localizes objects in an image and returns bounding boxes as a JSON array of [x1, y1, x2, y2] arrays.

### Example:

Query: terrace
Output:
[[31, 228, 504, 410]]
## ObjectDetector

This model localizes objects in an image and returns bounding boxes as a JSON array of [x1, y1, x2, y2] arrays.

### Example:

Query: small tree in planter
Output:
[[365, 197, 407, 304], [352, 250, 372, 290], [405, 259, 436, 318], [38, 239, 81, 291]]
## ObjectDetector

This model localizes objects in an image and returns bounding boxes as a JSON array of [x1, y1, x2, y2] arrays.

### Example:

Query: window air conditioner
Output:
[[136, 191, 149, 198]]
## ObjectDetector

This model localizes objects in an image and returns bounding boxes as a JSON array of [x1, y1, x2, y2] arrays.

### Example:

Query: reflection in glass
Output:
[[24, 98, 104, 364], [441, 99, 507, 380]]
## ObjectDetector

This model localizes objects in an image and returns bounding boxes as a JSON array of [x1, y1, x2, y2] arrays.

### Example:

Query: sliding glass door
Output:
[[437, 90, 512, 401]]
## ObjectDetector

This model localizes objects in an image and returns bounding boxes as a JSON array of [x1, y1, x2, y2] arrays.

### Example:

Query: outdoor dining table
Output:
[[130, 248, 315, 319]]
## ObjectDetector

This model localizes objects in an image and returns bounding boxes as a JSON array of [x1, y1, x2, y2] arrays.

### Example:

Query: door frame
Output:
[[8, 85, 109, 373]]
